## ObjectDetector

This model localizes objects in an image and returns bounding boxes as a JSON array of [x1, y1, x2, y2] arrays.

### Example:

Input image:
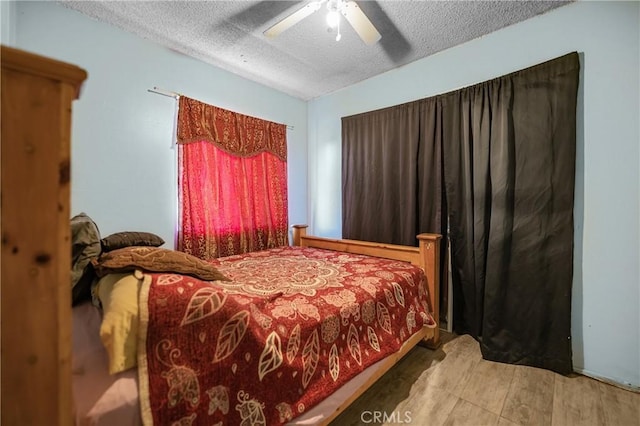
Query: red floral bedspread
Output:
[[138, 246, 435, 426]]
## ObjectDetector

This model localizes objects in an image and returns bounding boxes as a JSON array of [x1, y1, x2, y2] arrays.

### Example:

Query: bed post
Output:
[[417, 233, 441, 349], [292, 224, 308, 246]]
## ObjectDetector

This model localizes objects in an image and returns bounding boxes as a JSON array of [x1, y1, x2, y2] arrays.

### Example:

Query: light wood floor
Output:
[[331, 332, 640, 426]]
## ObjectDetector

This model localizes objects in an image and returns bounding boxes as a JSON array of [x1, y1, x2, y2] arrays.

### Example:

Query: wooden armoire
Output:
[[1, 45, 87, 425]]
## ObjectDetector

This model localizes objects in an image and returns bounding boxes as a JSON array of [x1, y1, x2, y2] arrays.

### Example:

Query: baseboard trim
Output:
[[573, 367, 640, 393]]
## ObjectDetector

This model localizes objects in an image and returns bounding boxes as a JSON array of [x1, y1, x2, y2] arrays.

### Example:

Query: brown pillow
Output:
[[101, 231, 165, 252], [92, 246, 230, 282]]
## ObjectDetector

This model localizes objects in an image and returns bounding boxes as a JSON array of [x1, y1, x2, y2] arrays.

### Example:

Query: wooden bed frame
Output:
[[292, 225, 441, 425], [3, 46, 442, 426]]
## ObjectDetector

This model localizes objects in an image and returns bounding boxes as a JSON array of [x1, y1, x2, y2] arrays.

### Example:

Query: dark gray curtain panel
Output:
[[442, 53, 579, 374], [342, 103, 422, 246], [341, 52, 579, 374], [342, 100, 446, 247], [342, 99, 449, 322]]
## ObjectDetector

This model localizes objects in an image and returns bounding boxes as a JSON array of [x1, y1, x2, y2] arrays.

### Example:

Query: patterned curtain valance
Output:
[[177, 96, 287, 161]]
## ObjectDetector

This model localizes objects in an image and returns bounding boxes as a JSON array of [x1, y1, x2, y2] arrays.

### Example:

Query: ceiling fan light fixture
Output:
[[264, 0, 380, 45], [326, 10, 340, 28]]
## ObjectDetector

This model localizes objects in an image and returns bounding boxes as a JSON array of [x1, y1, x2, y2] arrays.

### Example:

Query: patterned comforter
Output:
[[138, 246, 435, 425]]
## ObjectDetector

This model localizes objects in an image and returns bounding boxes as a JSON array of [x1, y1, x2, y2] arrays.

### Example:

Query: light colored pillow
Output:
[[96, 272, 143, 374]]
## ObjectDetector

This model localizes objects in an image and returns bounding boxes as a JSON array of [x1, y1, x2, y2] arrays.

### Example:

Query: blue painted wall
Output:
[[9, 0, 639, 388], [307, 1, 639, 388], [12, 1, 308, 248]]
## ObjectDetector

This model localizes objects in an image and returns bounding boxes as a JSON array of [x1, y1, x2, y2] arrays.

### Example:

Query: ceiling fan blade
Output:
[[264, 1, 324, 39], [341, 1, 381, 45]]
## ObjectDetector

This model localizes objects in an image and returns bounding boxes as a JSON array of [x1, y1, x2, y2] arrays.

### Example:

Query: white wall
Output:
[[307, 1, 640, 388], [0, 0, 16, 45], [12, 1, 308, 248]]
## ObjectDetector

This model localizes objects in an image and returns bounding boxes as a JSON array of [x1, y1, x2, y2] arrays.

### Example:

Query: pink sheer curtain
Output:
[[177, 97, 288, 259]]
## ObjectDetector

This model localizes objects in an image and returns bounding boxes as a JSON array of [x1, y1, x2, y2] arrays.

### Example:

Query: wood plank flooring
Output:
[[330, 332, 640, 426]]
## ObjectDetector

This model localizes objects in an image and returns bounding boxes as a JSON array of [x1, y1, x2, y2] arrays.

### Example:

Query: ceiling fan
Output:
[[264, 0, 382, 45]]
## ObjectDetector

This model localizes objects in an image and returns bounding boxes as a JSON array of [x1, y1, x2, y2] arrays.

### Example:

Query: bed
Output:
[[72, 225, 441, 425]]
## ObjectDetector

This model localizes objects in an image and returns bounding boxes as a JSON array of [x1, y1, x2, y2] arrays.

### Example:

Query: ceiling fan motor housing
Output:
[[264, 0, 381, 45]]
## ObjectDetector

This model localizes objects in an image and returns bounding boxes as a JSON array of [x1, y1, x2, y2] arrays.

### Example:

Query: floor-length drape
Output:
[[443, 53, 579, 374], [342, 99, 448, 319], [417, 98, 448, 305], [341, 52, 579, 374], [342, 103, 421, 246], [177, 97, 288, 259]]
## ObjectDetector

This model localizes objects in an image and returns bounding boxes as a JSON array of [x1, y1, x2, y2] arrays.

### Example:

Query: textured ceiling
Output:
[[60, 0, 572, 100]]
